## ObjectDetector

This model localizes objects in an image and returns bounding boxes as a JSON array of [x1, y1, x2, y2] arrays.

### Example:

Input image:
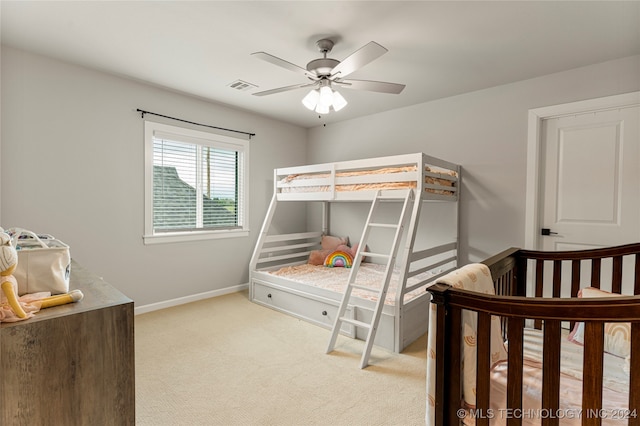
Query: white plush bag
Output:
[[9, 228, 71, 296]]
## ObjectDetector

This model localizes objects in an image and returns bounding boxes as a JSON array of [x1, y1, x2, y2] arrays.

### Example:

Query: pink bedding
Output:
[[268, 263, 434, 305], [279, 165, 456, 195], [463, 328, 631, 425]]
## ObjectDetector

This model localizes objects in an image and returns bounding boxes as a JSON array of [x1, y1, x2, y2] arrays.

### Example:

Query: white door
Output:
[[540, 105, 640, 252]]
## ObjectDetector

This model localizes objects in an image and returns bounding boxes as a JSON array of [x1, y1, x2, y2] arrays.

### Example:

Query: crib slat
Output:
[[582, 322, 604, 426], [591, 258, 602, 289], [612, 255, 623, 294], [571, 260, 581, 297], [496, 273, 512, 340], [541, 320, 561, 426], [535, 260, 544, 297], [506, 318, 524, 426], [630, 323, 639, 426], [534, 260, 544, 329], [634, 253, 640, 295], [552, 260, 562, 297], [570, 260, 581, 330], [516, 255, 528, 297], [476, 312, 492, 426]]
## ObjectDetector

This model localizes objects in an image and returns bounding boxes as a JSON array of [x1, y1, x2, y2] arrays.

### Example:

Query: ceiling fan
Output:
[[251, 39, 405, 113]]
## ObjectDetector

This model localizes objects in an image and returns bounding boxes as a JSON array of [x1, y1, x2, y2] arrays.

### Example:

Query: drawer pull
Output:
[[322, 310, 327, 316], [267, 293, 272, 298]]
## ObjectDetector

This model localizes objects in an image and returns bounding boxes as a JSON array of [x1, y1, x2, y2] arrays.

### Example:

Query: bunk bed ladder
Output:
[[326, 189, 415, 368]]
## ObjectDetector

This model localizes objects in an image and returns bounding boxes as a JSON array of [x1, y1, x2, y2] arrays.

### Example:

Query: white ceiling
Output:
[[2, 1, 639, 129]]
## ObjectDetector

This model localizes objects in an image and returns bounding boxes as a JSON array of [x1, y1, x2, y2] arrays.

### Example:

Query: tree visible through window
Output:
[[144, 121, 249, 244]]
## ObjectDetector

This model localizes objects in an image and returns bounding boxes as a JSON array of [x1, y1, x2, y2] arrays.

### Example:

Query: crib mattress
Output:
[[464, 328, 631, 425]]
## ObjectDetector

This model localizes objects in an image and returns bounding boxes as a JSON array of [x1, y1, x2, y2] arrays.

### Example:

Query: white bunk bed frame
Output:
[[249, 152, 461, 355]]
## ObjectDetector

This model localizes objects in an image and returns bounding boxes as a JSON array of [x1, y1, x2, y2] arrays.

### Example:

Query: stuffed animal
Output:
[[0, 229, 83, 321]]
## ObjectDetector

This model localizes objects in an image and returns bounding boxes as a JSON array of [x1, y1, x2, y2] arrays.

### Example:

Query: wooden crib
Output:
[[427, 243, 640, 426]]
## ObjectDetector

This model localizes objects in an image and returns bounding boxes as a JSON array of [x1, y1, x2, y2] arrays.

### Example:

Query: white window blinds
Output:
[[144, 121, 248, 243]]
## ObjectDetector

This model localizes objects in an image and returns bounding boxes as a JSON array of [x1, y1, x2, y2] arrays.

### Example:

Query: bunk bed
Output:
[[426, 243, 640, 426], [249, 153, 460, 355]]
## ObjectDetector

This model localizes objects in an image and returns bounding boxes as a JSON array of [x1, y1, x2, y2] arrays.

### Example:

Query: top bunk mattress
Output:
[[274, 153, 459, 201]]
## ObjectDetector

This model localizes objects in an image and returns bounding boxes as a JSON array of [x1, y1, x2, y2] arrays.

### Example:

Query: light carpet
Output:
[[135, 290, 427, 426]]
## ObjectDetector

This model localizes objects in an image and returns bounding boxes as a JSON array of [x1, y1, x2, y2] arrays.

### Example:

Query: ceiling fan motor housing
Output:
[[306, 58, 340, 77]]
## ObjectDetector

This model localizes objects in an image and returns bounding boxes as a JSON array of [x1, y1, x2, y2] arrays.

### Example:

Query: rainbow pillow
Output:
[[324, 250, 353, 268]]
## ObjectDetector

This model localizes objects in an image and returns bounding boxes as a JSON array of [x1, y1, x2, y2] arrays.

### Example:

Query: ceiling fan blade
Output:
[[329, 41, 388, 79], [251, 52, 317, 79], [335, 79, 405, 94], [252, 82, 317, 97]]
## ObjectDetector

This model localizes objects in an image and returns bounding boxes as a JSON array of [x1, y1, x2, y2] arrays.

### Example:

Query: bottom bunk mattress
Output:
[[462, 328, 631, 426], [267, 262, 436, 305]]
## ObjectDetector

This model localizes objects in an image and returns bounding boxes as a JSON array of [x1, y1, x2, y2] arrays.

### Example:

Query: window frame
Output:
[[143, 120, 250, 245]]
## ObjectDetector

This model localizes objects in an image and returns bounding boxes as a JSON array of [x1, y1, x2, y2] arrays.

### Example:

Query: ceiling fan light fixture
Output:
[[302, 89, 320, 110], [315, 103, 330, 114], [332, 90, 348, 112], [318, 85, 334, 108], [303, 80, 348, 114]]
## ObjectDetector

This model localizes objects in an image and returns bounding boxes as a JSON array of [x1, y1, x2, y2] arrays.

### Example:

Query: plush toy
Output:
[[323, 250, 353, 268], [0, 230, 83, 322]]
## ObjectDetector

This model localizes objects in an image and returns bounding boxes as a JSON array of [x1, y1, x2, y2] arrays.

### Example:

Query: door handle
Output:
[[541, 228, 558, 236]]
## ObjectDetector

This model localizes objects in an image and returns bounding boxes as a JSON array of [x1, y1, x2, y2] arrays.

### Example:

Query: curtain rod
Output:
[[136, 109, 255, 139]]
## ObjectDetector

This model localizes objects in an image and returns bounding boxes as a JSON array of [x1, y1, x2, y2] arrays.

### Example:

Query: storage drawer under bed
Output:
[[252, 280, 355, 337]]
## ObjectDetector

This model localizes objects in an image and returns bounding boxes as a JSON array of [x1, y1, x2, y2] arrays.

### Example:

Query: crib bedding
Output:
[[268, 262, 435, 305], [278, 165, 457, 195], [465, 328, 630, 425]]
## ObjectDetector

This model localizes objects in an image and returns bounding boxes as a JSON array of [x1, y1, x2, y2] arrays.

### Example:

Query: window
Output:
[[144, 121, 249, 244]]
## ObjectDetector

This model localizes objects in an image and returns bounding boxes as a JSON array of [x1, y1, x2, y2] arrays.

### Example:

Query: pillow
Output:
[[308, 249, 332, 266], [568, 287, 631, 358], [321, 234, 349, 251], [624, 355, 631, 374], [335, 242, 368, 263], [324, 250, 353, 268], [308, 234, 349, 265]]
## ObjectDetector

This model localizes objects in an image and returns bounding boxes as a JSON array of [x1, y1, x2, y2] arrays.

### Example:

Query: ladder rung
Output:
[[350, 284, 381, 293], [360, 251, 389, 259], [368, 222, 399, 229], [339, 317, 371, 329]]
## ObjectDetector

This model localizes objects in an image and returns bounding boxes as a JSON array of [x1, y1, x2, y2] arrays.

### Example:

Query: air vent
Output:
[[227, 80, 258, 92]]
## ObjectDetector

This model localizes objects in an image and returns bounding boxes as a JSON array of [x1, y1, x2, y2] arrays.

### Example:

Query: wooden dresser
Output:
[[0, 261, 135, 425]]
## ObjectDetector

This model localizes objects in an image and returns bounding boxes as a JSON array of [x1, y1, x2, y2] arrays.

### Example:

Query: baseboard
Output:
[[134, 283, 249, 315]]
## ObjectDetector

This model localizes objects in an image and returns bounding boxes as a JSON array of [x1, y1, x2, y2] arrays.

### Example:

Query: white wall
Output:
[[307, 55, 640, 263], [2, 46, 638, 309], [1, 46, 307, 308]]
